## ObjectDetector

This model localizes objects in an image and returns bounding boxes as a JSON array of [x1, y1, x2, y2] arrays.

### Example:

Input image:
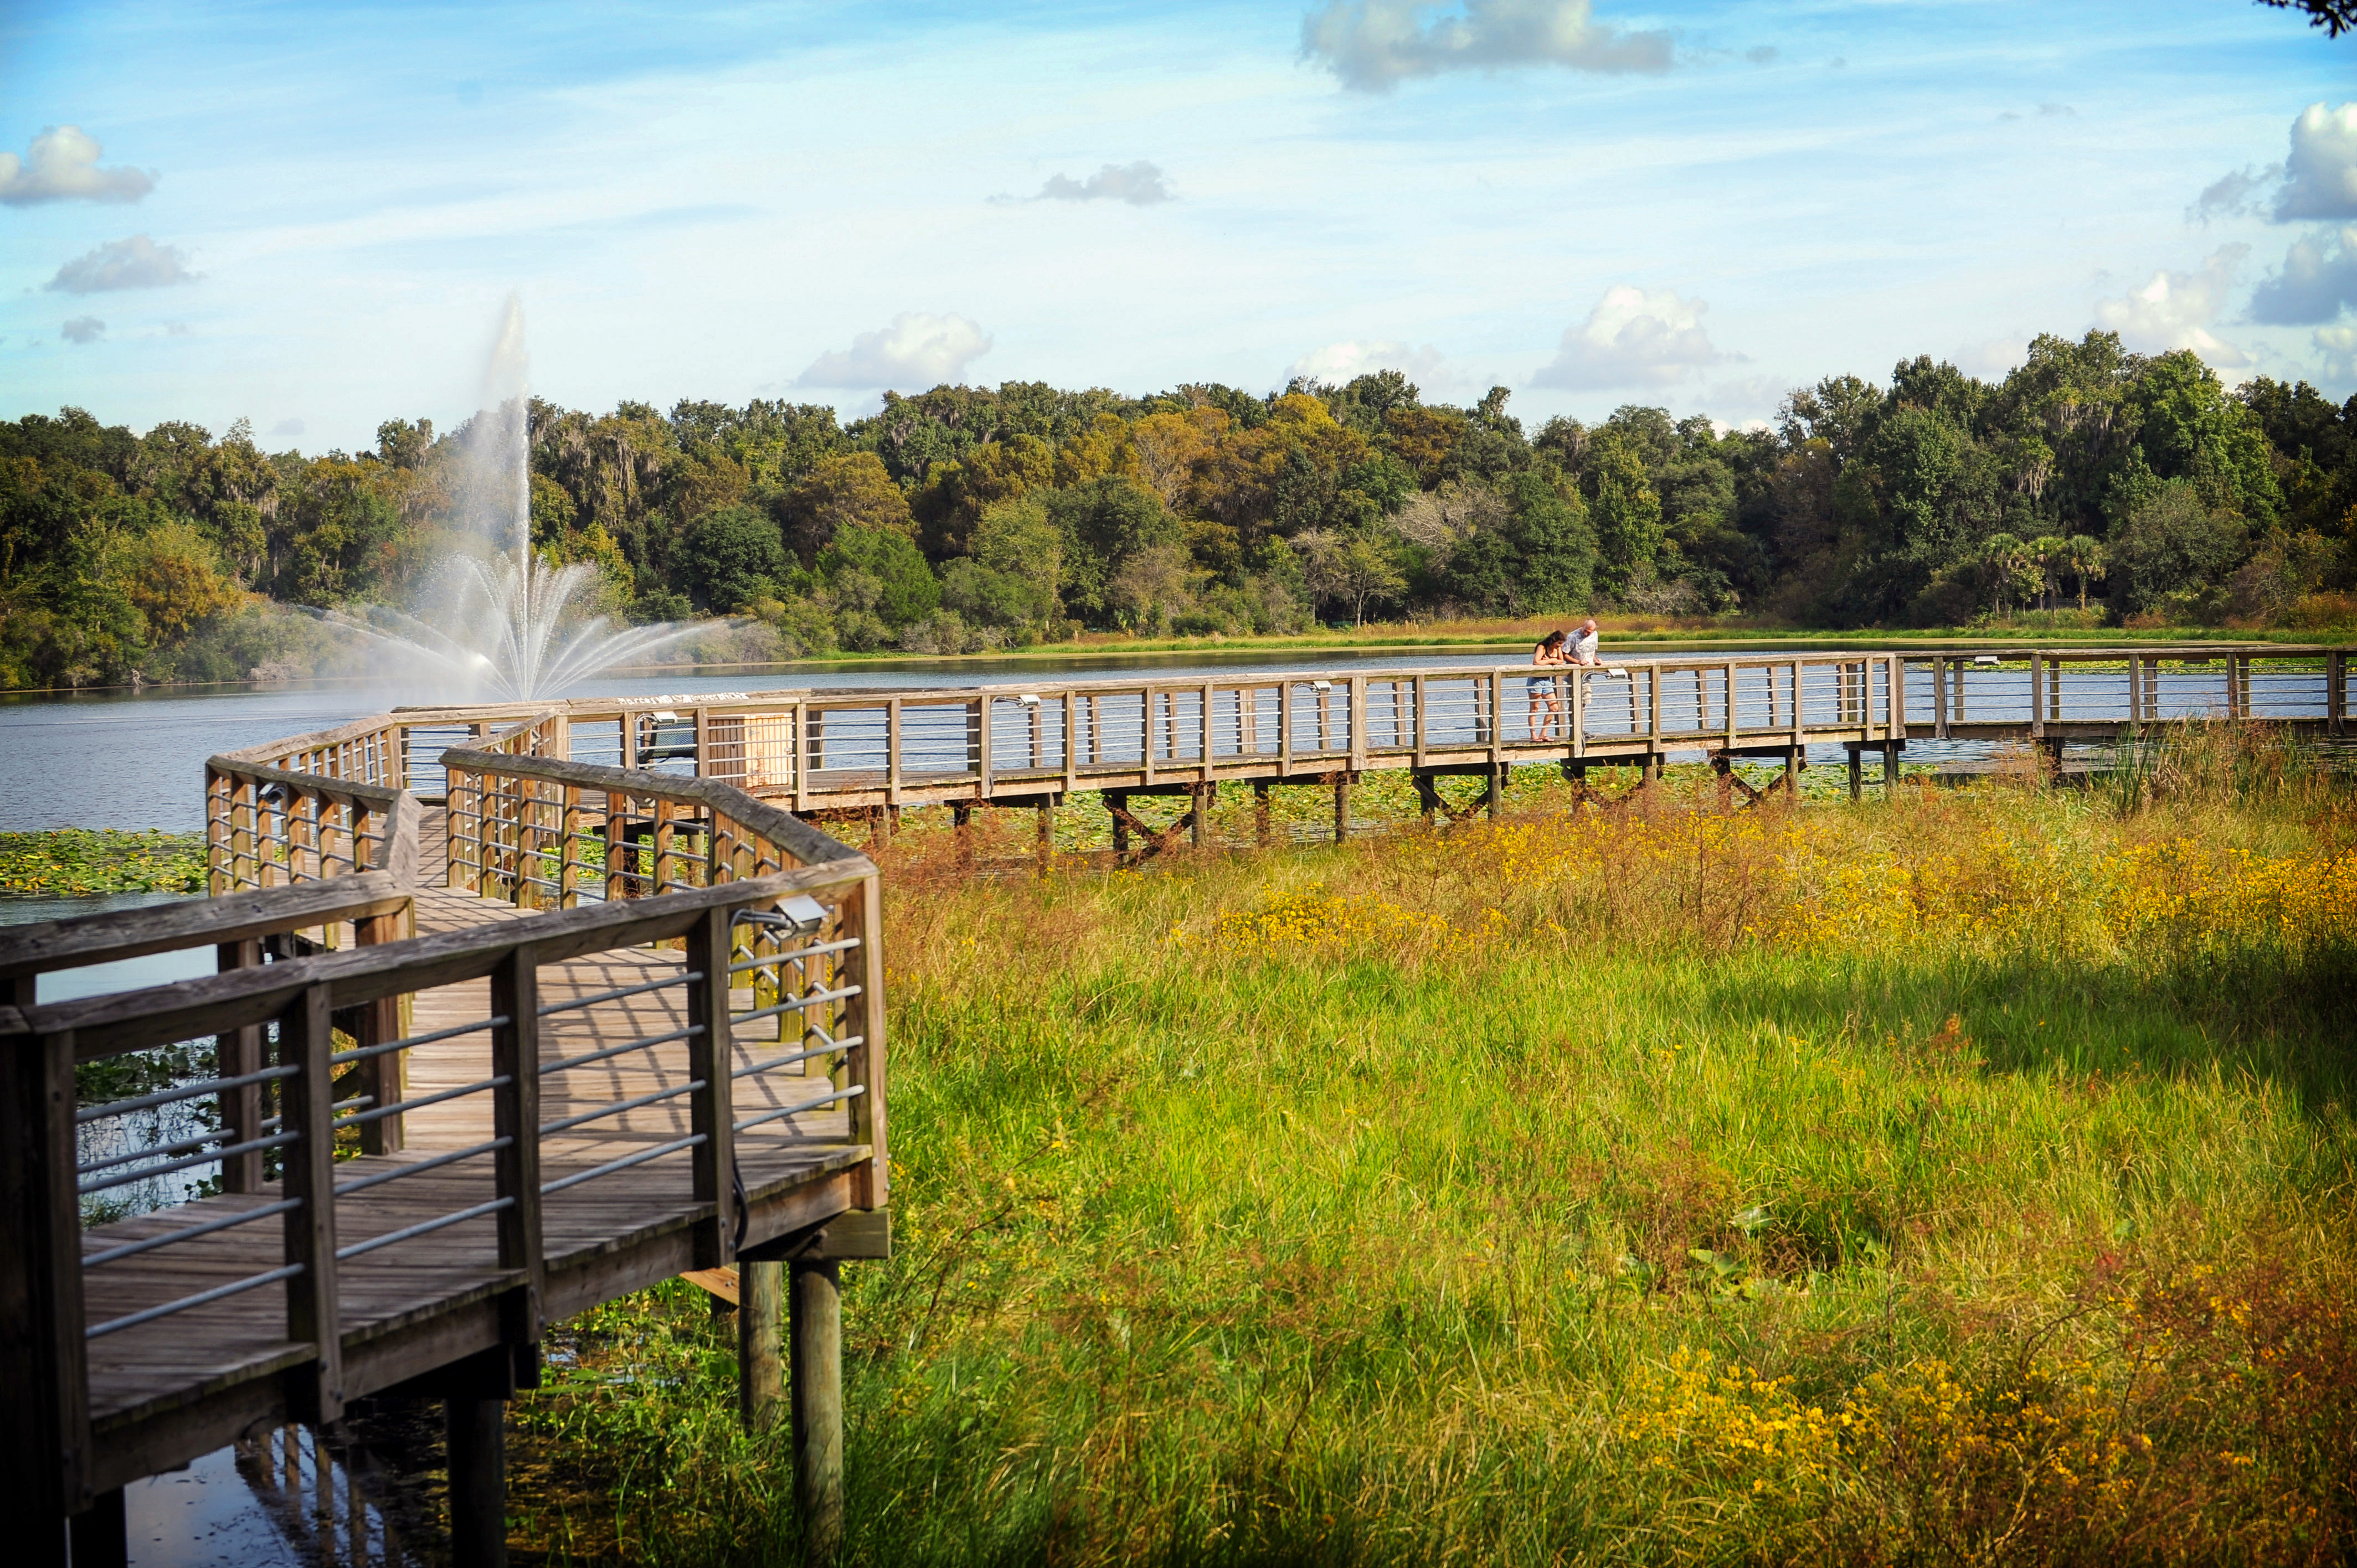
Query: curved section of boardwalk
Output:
[[4, 756, 887, 1566]]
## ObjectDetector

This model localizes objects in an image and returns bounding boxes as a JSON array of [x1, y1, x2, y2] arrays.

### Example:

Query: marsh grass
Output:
[[505, 728, 2357, 1566]]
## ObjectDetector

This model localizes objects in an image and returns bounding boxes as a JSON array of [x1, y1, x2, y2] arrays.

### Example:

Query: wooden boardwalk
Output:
[[310, 642, 2350, 823], [6, 756, 888, 1567]]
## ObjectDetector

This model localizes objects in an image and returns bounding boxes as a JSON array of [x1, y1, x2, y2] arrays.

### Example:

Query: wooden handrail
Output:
[[0, 873, 411, 986], [440, 747, 866, 871], [12, 859, 873, 1060]]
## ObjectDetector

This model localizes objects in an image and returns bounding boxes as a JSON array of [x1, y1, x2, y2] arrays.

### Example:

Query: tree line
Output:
[[3, 329, 2353, 689]]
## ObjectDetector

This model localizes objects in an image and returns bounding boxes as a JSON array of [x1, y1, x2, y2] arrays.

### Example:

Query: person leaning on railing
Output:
[[1529, 628, 1569, 742]]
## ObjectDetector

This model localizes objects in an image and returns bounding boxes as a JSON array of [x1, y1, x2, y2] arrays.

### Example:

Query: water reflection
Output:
[[126, 1415, 449, 1568]]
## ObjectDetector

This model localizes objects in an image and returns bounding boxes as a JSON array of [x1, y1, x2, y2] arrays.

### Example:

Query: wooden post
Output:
[[975, 696, 991, 796], [740, 1258, 784, 1430], [1139, 688, 1160, 784], [1487, 758, 1504, 819], [354, 913, 408, 1156], [1411, 674, 1427, 768], [886, 698, 903, 806], [1785, 745, 1802, 795], [1933, 657, 1948, 739], [685, 906, 737, 1268], [444, 1382, 508, 1568], [1253, 782, 1273, 847], [217, 938, 266, 1191], [1107, 792, 1129, 858], [0, 1027, 89, 1542], [790, 1258, 844, 1566], [489, 948, 543, 1349], [838, 871, 888, 1211], [1037, 802, 1054, 871], [2029, 651, 2045, 739], [950, 804, 973, 870], [1191, 782, 1212, 848], [1846, 744, 1862, 801], [1063, 692, 1079, 792], [1333, 776, 1351, 843], [69, 1487, 125, 1568], [794, 704, 812, 814], [1350, 675, 1367, 773], [2330, 650, 2346, 737], [652, 798, 676, 898], [280, 983, 344, 1426], [1885, 745, 1901, 788], [604, 792, 628, 902]]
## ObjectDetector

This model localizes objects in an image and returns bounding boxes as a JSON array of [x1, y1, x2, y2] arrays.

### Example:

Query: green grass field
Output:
[[506, 736, 2356, 1562]]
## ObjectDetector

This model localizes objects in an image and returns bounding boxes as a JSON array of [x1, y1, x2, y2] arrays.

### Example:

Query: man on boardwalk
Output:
[[1567, 617, 1602, 667]]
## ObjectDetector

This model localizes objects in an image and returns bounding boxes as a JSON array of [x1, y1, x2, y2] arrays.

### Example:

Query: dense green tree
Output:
[[676, 503, 784, 613], [1582, 431, 1664, 596], [817, 521, 939, 628], [2112, 482, 2247, 614]]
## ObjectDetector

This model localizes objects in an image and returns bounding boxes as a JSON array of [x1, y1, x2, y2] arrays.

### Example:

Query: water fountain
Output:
[[322, 295, 703, 702]]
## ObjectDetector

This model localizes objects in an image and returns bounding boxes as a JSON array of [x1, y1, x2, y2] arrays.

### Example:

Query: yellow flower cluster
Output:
[[1617, 1347, 1844, 1497], [1195, 890, 1476, 958], [1620, 1347, 2160, 1521], [1771, 832, 2357, 961]]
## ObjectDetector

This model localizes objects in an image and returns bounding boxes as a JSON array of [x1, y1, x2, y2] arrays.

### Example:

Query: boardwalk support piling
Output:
[[740, 1259, 784, 1430], [1333, 776, 1352, 843], [791, 1258, 845, 1567], [68, 1488, 124, 1568], [1253, 782, 1273, 846], [1846, 744, 1863, 801], [444, 1358, 511, 1568]]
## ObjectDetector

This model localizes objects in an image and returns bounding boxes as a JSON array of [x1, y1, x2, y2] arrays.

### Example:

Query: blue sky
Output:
[[3, 1, 2354, 451]]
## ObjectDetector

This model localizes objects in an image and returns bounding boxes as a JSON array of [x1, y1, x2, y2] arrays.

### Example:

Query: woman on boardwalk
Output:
[[1528, 628, 1569, 741]]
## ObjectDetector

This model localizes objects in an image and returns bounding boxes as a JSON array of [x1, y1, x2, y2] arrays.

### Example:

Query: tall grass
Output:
[[507, 734, 2357, 1566]]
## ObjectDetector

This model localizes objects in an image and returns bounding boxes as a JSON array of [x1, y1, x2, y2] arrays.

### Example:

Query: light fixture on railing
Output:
[[1017, 693, 1041, 705], [734, 894, 829, 938], [1312, 680, 1332, 693]]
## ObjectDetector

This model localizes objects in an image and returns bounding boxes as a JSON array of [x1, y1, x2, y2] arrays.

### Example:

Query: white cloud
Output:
[[2249, 225, 2357, 325], [1300, 0, 1671, 93], [270, 418, 306, 437], [2274, 102, 2357, 222], [2190, 166, 2271, 223], [2317, 325, 2357, 383], [1532, 285, 1728, 390], [1036, 161, 1172, 205], [1288, 338, 1452, 392], [2092, 246, 2253, 375], [795, 312, 992, 389], [61, 316, 106, 345], [1954, 337, 2029, 379], [45, 234, 197, 294], [0, 126, 154, 205]]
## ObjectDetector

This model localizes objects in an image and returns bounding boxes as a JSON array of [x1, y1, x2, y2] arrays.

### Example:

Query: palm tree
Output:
[[2027, 535, 2069, 611], [2062, 535, 2106, 612]]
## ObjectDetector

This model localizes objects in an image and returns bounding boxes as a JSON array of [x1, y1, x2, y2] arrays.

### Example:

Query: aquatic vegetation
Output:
[[0, 828, 205, 895]]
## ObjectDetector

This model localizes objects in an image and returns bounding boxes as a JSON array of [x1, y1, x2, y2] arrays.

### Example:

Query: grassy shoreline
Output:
[[498, 736, 2355, 1565]]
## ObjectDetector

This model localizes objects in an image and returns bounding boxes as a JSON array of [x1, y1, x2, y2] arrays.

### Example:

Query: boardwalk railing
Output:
[[444, 746, 869, 907], [1, 850, 883, 1533], [394, 642, 2351, 813]]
